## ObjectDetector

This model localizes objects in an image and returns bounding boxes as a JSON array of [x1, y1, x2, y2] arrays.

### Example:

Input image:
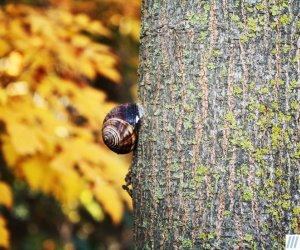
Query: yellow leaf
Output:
[[5, 51, 23, 76], [0, 3, 134, 223], [59, 170, 82, 205], [57, 9, 73, 25], [89, 43, 111, 53], [39, 170, 56, 194], [28, 15, 56, 41], [80, 190, 104, 221], [77, 162, 99, 182], [71, 35, 90, 47], [8, 19, 27, 41], [129, 19, 141, 42], [100, 155, 129, 184], [6, 81, 29, 96], [1, 136, 18, 166], [7, 123, 44, 155], [93, 53, 118, 67], [0, 182, 13, 209], [77, 58, 96, 79], [21, 156, 48, 190], [0, 216, 9, 249], [74, 14, 90, 28], [84, 201, 104, 221], [28, 35, 44, 48], [0, 88, 8, 105], [20, 156, 70, 201], [70, 86, 108, 124], [0, 22, 6, 36], [96, 64, 121, 83], [51, 139, 105, 170], [57, 45, 78, 69], [0, 39, 10, 57], [94, 181, 123, 224], [88, 21, 111, 37]]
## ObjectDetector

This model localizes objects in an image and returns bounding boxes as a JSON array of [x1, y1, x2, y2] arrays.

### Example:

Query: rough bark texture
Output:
[[132, 0, 300, 249]]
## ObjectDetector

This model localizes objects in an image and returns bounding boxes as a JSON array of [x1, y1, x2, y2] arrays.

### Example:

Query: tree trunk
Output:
[[132, 0, 300, 249]]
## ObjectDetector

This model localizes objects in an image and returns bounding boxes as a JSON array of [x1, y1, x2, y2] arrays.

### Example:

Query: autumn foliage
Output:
[[0, 1, 140, 248]]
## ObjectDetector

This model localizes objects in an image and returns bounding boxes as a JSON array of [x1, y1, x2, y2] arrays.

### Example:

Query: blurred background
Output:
[[0, 0, 140, 249]]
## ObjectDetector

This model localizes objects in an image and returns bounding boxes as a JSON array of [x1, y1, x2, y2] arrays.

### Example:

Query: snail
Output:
[[102, 103, 143, 154]]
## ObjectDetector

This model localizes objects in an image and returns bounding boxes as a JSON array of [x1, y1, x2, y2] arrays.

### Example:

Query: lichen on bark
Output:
[[133, 0, 300, 249]]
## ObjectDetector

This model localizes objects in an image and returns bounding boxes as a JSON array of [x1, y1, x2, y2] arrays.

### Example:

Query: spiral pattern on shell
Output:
[[101, 103, 143, 154]]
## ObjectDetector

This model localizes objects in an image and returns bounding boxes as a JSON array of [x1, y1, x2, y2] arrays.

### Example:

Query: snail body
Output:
[[102, 103, 143, 154]]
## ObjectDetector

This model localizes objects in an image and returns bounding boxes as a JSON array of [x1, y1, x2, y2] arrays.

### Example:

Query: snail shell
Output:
[[102, 103, 143, 154]]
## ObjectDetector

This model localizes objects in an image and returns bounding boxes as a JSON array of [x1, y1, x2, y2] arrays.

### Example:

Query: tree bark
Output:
[[133, 0, 300, 249]]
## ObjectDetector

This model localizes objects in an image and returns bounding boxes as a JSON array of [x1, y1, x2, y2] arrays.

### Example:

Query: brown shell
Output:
[[103, 103, 143, 127], [102, 118, 137, 154], [101, 103, 143, 154]]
